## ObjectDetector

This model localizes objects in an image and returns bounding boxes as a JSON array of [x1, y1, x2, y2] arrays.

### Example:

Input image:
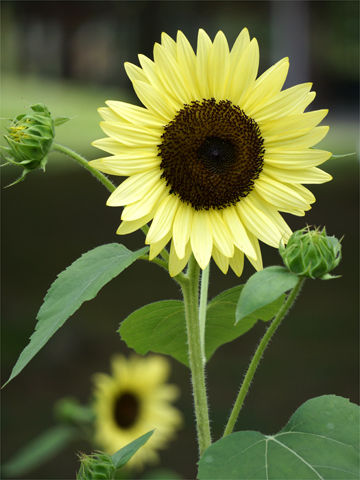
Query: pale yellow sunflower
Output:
[[90, 28, 331, 276], [92, 355, 182, 470]]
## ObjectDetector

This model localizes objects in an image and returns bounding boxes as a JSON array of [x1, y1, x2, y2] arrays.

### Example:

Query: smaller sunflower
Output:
[[92, 355, 182, 469]]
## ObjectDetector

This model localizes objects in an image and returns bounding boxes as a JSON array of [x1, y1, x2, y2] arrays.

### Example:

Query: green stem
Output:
[[223, 276, 305, 437], [199, 264, 210, 364], [52, 143, 116, 193], [179, 256, 211, 456]]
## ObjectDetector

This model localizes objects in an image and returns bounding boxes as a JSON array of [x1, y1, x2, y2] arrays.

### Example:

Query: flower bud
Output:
[[77, 452, 116, 480], [279, 227, 342, 279], [2, 103, 55, 186]]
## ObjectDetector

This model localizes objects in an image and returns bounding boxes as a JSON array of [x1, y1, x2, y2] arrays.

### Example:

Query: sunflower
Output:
[[90, 28, 331, 276], [92, 355, 182, 469]]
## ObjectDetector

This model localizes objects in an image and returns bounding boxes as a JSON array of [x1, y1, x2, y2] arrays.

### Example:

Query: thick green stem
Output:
[[52, 143, 116, 193], [223, 277, 305, 437], [199, 264, 210, 364], [179, 256, 211, 456]]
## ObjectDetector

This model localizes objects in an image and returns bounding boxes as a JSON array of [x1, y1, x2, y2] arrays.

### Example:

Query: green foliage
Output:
[[198, 395, 360, 479], [76, 431, 154, 479], [111, 430, 154, 469], [236, 266, 298, 324], [119, 286, 284, 367], [4, 243, 147, 387], [2, 425, 76, 476], [77, 452, 116, 480], [54, 397, 95, 425], [2, 103, 55, 185], [279, 227, 342, 279]]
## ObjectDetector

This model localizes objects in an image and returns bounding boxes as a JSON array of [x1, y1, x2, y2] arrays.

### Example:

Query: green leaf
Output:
[[198, 395, 360, 479], [112, 430, 154, 469], [236, 266, 298, 324], [119, 300, 187, 364], [2, 425, 76, 476], [143, 469, 182, 479], [4, 243, 147, 387], [119, 286, 284, 367]]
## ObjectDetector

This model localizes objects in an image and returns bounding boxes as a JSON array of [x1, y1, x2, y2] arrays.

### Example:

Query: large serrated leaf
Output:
[[119, 286, 284, 367], [198, 395, 360, 479], [4, 243, 147, 386], [236, 266, 298, 324]]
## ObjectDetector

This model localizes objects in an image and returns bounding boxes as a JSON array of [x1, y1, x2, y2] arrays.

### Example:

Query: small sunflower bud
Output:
[[279, 227, 342, 280], [2, 103, 55, 186], [77, 452, 116, 480]]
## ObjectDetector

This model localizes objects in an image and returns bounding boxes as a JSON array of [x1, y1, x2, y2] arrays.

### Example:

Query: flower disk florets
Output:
[[158, 98, 265, 210], [279, 227, 342, 279], [2, 103, 55, 185]]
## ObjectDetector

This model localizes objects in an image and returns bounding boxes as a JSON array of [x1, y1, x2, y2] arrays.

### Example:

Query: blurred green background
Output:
[[1, 1, 359, 479]]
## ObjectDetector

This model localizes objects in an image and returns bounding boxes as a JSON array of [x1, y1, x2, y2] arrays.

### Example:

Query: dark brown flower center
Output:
[[113, 391, 140, 429], [158, 98, 265, 210]]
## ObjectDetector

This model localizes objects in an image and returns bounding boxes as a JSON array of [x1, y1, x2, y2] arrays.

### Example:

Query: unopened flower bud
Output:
[[2, 103, 55, 186], [77, 452, 116, 480], [279, 227, 342, 280]]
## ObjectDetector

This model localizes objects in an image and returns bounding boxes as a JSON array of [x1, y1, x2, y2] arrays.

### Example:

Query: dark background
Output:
[[1, 1, 359, 479]]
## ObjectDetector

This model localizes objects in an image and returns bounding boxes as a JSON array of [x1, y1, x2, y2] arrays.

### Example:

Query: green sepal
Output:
[[54, 116, 71, 126]]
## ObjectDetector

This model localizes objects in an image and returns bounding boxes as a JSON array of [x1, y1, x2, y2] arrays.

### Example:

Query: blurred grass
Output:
[[1, 72, 358, 174]]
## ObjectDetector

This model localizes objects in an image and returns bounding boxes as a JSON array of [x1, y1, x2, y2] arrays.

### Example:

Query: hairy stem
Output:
[[223, 277, 306, 437], [199, 264, 210, 364], [179, 256, 211, 456]]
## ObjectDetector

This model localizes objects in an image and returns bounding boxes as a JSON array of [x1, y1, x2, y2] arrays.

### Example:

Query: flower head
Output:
[[279, 226, 342, 279], [91, 29, 332, 276], [92, 355, 181, 470], [2, 103, 55, 186]]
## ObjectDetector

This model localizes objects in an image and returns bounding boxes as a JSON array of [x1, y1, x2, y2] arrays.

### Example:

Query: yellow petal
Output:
[[124, 61, 149, 84], [172, 202, 194, 259], [92, 137, 125, 155], [222, 206, 257, 259], [230, 28, 250, 62], [228, 38, 259, 104], [237, 197, 283, 247], [245, 231, 263, 271], [149, 231, 171, 260], [196, 29, 212, 99], [121, 181, 168, 221], [90, 155, 160, 176], [262, 165, 332, 184], [98, 107, 120, 122], [100, 121, 160, 146], [116, 214, 153, 235], [229, 248, 244, 277], [160, 32, 177, 57], [212, 246, 229, 274], [176, 30, 200, 99], [265, 125, 329, 149], [169, 241, 191, 277], [133, 80, 175, 121], [259, 110, 328, 137], [190, 211, 213, 269], [106, 100, 164, 127], [243, 58, 289, 113], [209, 31, 230, 100], [153, 43, 190, 105], [107, 169, 160, 206], [146, 194, 179, 243], [255, 175, 312, 211], [208, 210, 234, 257], [251, 83, 313, 121], [264, 149, 331, 169]]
